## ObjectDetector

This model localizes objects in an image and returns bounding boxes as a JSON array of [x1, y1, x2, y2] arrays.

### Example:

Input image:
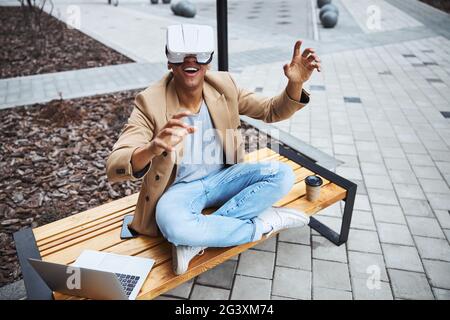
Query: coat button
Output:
[[162, 151, 168, 157], [145, 196, 149, 202], [155, 174, 160, 181]]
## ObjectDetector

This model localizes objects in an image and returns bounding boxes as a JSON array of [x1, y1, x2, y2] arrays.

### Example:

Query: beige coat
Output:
[[106, 71, 309, 236]]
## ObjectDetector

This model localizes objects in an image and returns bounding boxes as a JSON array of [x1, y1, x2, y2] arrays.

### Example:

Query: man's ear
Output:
[[167, 63, 171, 70]]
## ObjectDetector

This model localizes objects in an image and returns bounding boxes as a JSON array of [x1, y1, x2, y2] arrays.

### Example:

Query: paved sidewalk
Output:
[[0, 62, 167, 109], [1, 0, 450, 300]]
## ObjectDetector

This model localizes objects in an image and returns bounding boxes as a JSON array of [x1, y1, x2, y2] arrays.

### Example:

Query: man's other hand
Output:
[[148, 111, 196, 156]]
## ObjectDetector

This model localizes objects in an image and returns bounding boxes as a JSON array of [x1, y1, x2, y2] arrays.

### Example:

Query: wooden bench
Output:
[[14, 143, 356, 300]]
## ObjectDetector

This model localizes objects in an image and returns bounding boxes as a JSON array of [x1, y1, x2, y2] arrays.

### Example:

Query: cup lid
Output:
[[305, 175, 323, 187]]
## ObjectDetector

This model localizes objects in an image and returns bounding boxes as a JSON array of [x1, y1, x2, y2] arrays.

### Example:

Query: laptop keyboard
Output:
[[115, 273, 140, 297]]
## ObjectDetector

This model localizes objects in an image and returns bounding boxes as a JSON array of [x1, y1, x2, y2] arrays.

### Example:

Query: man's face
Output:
[[169, 55, 209, 91]]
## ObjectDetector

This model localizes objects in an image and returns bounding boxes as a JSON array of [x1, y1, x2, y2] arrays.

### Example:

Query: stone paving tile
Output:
[[412, 165, 443, 180], [196, 260, 237, 290], [433, 288, 450, 300], [394, 184, 427, 200], [419, 178, 450, 194], [384, 158, 412, 171], [313, 287, 353, 300], [236, 249, 275, 279], [372, 204, 406, 225], [414, 236, 450, 262], [276, 242, 311, 271], [354, 194, 372, 211], [360, 162, 388, 176], [350, 209, 377, 231], [348, 251, 389, 282], [312, 235, 348, 263], [165, 279, 194, 299], [347, 229, 382, 254], [313, 260, 351, 291], [389, 169, 419, 185], [253, 235, 277, 252], [422, 260, 450, 290], [231, 275, 272, 300], [444, 229, 450, 243], [367, 188, 399, 205], [363, 174, 394, 190], [382, 243, 424, 272], [190, 285, 230, 300], [278, 226, 310, 245], [272, 266, 311, 300], [388, 269, 434, 300], [399, 198, 434, 217], [311, 216, 342, 235], [377, 222, 414, 246], [351, 278, 393, 300], [405, 216, 446, 238], [434, 210, 450, 229], [427, 193, 450, 211]]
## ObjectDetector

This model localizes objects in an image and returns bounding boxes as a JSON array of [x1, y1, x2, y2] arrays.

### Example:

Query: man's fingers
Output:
[[153, 139, 173, 152], [307, 54, 320, 63], [166, 118, 191, 130], [309, 61, 321, 72], [159, 127, 187, 138], [302, 48, 315, 58], [171, 111, 192, 119], [292, 40, 302, 60]]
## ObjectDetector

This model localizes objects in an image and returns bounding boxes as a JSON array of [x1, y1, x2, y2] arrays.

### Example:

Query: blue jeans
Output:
[[155, 161, 295, 247]]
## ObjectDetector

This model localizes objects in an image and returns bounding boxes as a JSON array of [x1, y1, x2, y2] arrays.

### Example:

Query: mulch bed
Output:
[[419, 0, 450, 13], [0, 90, 273, 288], [0, 6, 132, 79]]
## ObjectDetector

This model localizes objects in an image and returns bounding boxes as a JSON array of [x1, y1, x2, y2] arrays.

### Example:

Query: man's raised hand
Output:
[[283, 40, 321, 84]]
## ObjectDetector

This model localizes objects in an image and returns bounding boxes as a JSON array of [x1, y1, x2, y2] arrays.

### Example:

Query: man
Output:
[[106, 24, 321, 275]]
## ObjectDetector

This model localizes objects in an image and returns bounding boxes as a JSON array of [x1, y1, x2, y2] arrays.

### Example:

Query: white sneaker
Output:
[[258, 207, 310, 237], [172, 244, 207, 275]]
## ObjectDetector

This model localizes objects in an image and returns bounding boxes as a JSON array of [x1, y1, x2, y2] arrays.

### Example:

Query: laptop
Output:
[[28, 250, 155, 300]]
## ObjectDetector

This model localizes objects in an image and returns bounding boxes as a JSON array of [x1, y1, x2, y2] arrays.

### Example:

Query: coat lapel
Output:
[[165, 73, 180, 122]]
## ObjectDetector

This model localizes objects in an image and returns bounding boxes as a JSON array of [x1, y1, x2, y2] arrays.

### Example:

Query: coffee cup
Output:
[[305, 175, 323, 202]]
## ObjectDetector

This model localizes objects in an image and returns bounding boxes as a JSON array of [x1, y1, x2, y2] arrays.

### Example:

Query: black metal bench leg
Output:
[[13, 228, 53, 300], [308, 185, 357, 246]]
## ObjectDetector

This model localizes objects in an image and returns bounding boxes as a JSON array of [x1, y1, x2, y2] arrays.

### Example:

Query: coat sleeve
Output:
[[228, 73, 310, 123], [106, 94, 155, 183]]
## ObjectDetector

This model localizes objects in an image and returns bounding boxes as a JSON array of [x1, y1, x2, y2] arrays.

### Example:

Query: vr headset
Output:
[[166, 24, 214, 65]]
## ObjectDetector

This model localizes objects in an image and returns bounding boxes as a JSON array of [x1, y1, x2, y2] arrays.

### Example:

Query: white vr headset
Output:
[[166, 24, 215, 65]]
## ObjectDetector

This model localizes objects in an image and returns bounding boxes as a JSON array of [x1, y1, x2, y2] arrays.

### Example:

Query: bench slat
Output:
[[37, 208, 134, 250], [33, 194, 139, 242]]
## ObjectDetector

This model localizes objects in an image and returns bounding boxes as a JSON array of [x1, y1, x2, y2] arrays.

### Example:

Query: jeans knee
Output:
[[274, 162, 296, 194], [156, 201, 193, 245]]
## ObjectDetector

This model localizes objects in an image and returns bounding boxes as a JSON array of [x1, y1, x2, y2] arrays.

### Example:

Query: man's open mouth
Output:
[[183, 66, 200, 75]]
